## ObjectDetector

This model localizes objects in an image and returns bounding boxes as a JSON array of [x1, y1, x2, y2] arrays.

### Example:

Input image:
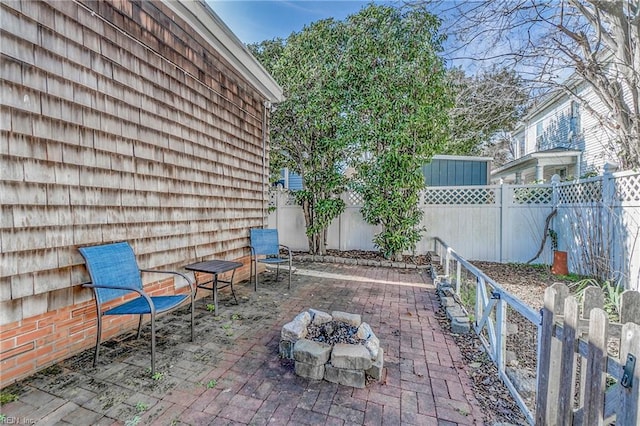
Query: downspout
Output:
[[262, 100, 270, 227]]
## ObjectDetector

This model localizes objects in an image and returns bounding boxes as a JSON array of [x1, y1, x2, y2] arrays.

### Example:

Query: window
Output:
[[535, 121, 544, 150], [555, 168, 567, 179], [518, 136, 525, 158], [570, 101, 580, 142]]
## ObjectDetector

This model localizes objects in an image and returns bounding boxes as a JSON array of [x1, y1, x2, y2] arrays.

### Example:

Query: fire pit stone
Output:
[[293, 339, 332, 380], [279, 308, 384, 388]]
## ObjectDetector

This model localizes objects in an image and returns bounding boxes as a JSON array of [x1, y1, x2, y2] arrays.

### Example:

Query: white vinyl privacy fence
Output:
[[269, 168, 640, 290]]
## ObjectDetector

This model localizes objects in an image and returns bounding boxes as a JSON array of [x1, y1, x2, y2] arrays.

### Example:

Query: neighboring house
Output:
[[492, 80, 619, 183], [275, 167, 304, 190], [277, 155, 492, 190], [0, 0, 283, 387], [422, 155, 492, 186]]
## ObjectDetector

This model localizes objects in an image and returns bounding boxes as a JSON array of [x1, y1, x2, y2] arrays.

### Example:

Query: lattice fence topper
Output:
[[615, 173, 640, 202], [345, 191, 364, 206], [557, 179, 602, 204], [268, 190, 278, 208], [284, 192, 298, 206], [513, 186, 553, 205], [269, 190, 298, 207], [423, 187, 496, 205]]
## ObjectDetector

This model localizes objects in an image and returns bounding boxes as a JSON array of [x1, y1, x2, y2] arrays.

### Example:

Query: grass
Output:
[[124, 416, 141, 426], [135, 402, 148, 412], [151, 371, 164, 381], [0, 392, 19, 404]]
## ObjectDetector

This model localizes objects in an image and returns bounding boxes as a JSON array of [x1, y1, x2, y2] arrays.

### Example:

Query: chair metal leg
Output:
[[190, 295, 195, 342], [288, 258, 292, 290], [255, 264, 259, 291], [252, 258, 259, 291], [137, 315, 143, 339], [150, 312, 156, 375], [93, 313, 103, 367], [229, 269, 238, 304]]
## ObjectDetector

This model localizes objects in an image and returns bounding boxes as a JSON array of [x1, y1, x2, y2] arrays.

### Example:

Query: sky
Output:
[[207, 1, 391, 45], [206, 0, 482, 72]]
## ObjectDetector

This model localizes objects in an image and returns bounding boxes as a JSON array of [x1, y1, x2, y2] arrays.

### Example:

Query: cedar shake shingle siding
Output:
[[0, 0, 282, 386]]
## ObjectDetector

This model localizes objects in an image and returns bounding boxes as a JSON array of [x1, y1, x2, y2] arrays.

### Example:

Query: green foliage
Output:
[[250, 4, 451, 259], [0, 392, 18, 404], [205, 379, 217, 389], [151, 371, 164, 381], [574, 278, 623, 322], [294, 190, 345, 239], [135, 402, 148, 412], [342, 5, 452, 259], [249, 22, 349, 254], [125, 416, 141, 426], [548, 229, 558, 251], [459, 279, 477, 322], [222, 322, 233, 336], [206, 303, 215, 312]]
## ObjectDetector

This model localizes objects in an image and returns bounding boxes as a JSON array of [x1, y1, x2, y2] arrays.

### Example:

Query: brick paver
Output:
[[0, 262, 485, 425]]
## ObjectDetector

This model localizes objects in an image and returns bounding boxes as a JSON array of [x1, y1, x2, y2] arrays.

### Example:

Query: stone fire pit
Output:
[[279, 309, 383, 388]]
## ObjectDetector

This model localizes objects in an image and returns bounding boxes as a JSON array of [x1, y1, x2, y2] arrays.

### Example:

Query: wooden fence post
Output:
[[535, 288, 640, 425], [579, 286, 605, 409], [621, 290, 640, 324], [558, 296, 578, 425], [536, 283, 569, 425], [583, 308, 608, 424], [618, 323, 640, 424], [536, 287, 554, 425]]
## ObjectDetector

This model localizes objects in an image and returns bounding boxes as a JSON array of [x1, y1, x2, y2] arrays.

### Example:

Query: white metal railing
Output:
[[433, 237, 541, 424]]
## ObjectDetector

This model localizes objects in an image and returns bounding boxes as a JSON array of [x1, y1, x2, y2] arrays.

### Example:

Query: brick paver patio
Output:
[[1, 261, 485, 425]]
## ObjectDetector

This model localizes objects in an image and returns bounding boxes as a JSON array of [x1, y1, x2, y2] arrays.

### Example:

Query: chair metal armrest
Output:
[[139, 269, 195, 296], [83, 282, 145, 293], [279, 244, 292, 258]]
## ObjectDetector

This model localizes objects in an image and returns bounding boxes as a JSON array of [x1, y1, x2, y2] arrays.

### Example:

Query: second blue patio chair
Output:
[[79, 241, 195, 375], [250, 228, 292, 291]]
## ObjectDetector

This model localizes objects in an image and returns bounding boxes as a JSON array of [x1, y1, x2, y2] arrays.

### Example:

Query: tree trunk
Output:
[[301, 199, 316, 254]]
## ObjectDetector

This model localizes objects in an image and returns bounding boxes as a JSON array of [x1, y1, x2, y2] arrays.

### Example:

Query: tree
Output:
[[248, 22, 350, 255], [342, 4, 452, 260], [444, 66, 528, 164], [251, 4, 452, 259], [428, 0, 640, 170]]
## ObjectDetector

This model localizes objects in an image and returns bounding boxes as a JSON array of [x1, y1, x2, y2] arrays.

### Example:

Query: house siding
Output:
[[514, 82, 622, 179], [422, 158, 490, 186], [0, 0, 270, 386], [579, 88, 619, 173]]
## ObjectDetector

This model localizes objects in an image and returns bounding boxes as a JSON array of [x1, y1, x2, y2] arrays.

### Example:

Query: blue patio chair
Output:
[[79, 241, 195, 374], [249, 228, 292, 291]]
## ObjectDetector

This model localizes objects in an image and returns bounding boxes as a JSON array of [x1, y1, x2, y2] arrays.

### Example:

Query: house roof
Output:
[[432, 154, 493, 162], [164, 1, 285, 104], [491, 147, 581, 178]]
